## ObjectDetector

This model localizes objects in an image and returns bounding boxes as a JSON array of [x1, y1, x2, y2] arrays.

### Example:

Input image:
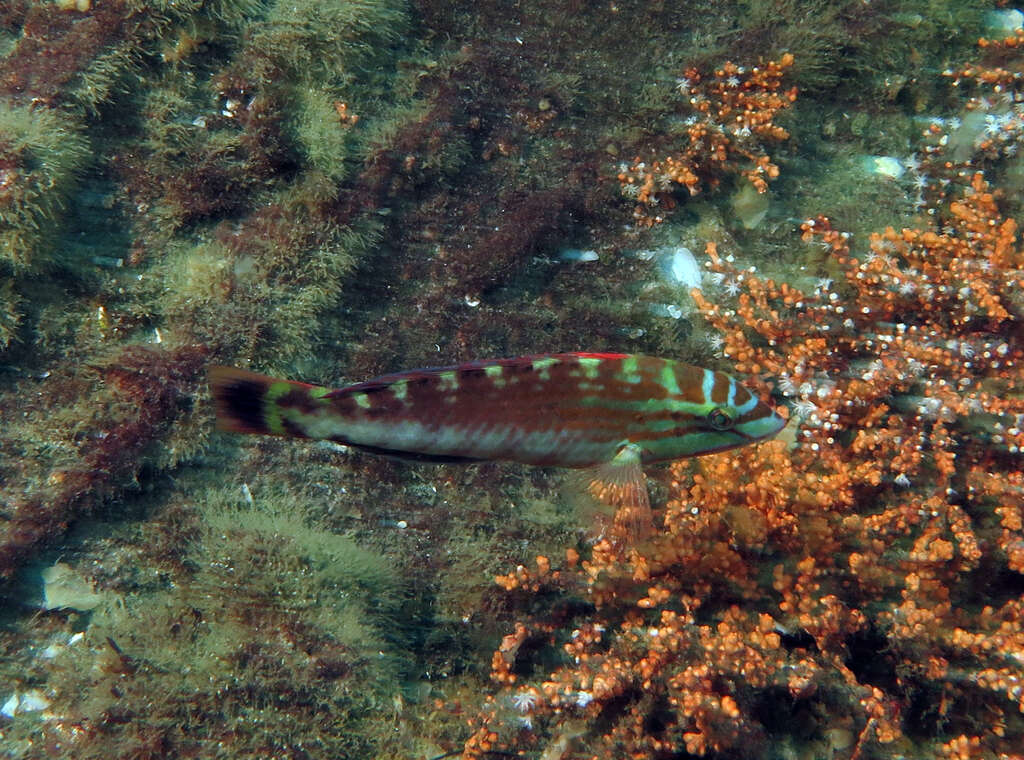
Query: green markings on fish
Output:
[[209, 353, 787, 540]]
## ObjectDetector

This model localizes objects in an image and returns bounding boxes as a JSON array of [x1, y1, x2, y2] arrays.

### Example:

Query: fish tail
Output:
[[209, 365, 321, 436]]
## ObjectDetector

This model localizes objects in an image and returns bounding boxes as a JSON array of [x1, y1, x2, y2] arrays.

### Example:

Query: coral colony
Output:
[[462, 44, 1024, 760], [617, 55, 796, 227]]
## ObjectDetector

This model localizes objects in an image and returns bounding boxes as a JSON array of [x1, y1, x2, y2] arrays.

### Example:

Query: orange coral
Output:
[[617, 54, 796, 226], [333, 101, 359, 126], [465, 147, 1023, 760], [464, 38, 1024, 760], [915, 32, 1024, 212]]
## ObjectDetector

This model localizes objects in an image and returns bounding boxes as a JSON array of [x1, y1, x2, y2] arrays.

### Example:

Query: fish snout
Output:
[[735, 400, 788, 442]]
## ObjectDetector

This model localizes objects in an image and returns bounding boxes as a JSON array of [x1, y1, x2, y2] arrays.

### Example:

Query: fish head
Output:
[[695, 371, 787, 448], [637, 363, 788, 463]]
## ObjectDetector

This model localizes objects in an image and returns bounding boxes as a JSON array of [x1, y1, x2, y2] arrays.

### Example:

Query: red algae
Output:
[[0, 345, 208, 578]]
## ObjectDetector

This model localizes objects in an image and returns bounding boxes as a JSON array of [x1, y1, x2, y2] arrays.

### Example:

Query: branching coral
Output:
[[466, 44, 1024, 760], [617, 54, 796, 226]]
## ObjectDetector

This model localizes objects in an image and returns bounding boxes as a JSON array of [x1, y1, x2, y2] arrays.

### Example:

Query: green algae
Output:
[[256, 0, 408, 79], [0, 471, 413, 759], [0, 102, 89, 271], [292, 86, 359, 183], [0, 277, 21, 349]]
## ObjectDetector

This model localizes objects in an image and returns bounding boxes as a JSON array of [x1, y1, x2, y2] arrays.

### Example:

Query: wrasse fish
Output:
[[209, 353, 786, 539]]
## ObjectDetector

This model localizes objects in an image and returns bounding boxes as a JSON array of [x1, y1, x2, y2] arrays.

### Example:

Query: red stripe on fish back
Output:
[[326, 354, 660, 441], [463, 355, 653, 435], [569, 351, 630, 360]]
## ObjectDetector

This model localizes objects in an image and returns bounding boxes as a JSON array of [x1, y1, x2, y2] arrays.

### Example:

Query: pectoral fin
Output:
[[577, 443, 654, 543]]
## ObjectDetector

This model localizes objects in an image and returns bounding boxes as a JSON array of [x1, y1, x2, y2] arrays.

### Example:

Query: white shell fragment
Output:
[[41, 562, 106, 612], [657, 246, 702, 290], [1, 694, 18, 718], [861, 155, 905, 179], [558, 248, 599, 262], [0, 690, 50, 717]]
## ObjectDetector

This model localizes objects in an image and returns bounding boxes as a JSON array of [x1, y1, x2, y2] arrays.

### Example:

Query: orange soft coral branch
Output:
[[617, 55, 796, 226], [466, 40, 1024, 760]]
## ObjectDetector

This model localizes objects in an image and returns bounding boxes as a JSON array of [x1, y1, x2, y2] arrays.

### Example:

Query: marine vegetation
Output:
[[0, 1, 1018, 759]]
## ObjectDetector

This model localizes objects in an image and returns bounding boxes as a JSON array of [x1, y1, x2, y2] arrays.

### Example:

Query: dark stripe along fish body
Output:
[[209, 353, 786, 468]]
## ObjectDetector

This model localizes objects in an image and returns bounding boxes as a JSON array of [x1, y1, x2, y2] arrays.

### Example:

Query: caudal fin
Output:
[[209, 365, 315, 436]]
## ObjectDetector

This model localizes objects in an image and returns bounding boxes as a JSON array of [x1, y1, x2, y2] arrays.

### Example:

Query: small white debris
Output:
[[18, 690, 50, 712], [316, 441, 350, 454], [2, 694, 19, 718], [558, 248, 599, 263], [659, 246, 703, 289], [575, 691, 594, 708], [464, 295, 481, 307], [0, 690, 50, 717], [648, 303, 685, 319], [41, 563, 106, 612], [861, 155, 905, 179]]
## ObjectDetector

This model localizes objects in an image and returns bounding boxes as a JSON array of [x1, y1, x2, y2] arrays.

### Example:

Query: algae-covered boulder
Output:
[[0, 101, 88, 270]]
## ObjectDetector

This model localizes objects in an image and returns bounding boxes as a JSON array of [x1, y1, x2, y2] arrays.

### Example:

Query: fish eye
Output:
[[705, 407, 735, 431]]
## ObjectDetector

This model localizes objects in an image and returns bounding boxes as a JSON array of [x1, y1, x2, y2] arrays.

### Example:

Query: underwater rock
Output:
[[730, 183, 770, 229], [41, 562, 106, 611]]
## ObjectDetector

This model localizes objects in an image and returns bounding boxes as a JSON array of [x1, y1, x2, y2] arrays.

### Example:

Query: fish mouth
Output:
[[692, 413, 787, 456], [733, 411, 788, 442]]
